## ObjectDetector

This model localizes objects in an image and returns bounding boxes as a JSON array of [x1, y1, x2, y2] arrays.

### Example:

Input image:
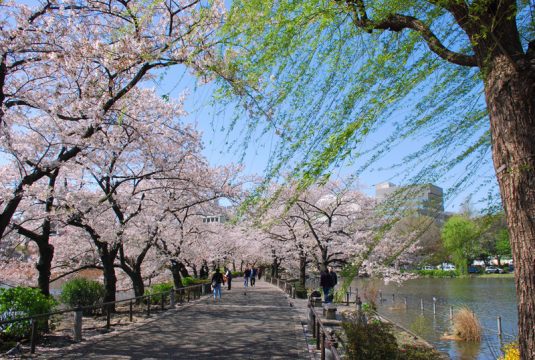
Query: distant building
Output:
[[375, 182, 444, 218], [202, 214, 228, 224]]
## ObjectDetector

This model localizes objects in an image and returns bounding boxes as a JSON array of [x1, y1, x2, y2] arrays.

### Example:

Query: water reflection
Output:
[[348, 277, 517, 360]]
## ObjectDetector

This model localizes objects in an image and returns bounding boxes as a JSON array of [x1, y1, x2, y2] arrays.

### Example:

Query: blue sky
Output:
[[147, 65, 499, 213]]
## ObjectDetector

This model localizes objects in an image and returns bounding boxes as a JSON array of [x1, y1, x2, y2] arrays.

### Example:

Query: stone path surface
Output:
[[43, 280, 311, 359]]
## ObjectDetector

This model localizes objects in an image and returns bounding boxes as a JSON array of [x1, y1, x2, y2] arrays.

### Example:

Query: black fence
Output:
[[0, 283, 210, 354]]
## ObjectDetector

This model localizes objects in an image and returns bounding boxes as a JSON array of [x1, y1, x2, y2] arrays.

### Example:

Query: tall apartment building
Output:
[[375, 182, 444, 218]]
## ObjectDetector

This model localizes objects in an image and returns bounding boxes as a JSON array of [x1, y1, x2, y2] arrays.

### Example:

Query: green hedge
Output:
[[415, 269, 459, 277], [145, 282, 174, 296], [181, 277, 210, 286], [0, 287, 56, 338], [60, 278, 105, 315]]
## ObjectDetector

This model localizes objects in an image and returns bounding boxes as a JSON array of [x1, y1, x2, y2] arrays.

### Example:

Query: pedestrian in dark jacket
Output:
[[319, 267, 333, 303], [244, 267, 251, 288], [250, 267, 257, 287], [328, 266, 337, 302], [211, 269, 224, 301]]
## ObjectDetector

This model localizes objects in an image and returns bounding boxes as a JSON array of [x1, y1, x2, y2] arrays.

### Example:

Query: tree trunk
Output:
[[484, 48, 535, 359], [299, 255, 306, 287], [130, 271, 145, 299], [100, 251, 118, 311], [120, 265, 145, 298], [179, 262, 189, 278], [35, 242, 54, 297], [170, 261, 183, 288]]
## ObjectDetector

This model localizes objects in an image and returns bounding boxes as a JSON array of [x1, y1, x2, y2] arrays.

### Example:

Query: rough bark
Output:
[[484, 51, 535, 360], [170, 260, 183, 288], [100, 251, 118, 311], [36, 242, 54, 297]]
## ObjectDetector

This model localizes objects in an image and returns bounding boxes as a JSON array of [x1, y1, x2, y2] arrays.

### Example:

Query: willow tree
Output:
[[211, 1, 534, 357]]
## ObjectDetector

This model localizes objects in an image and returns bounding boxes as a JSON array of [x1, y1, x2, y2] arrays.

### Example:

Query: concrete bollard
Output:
[[325, 306, 337, 320]]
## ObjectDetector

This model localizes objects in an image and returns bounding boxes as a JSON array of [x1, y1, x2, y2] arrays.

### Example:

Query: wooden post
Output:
[[420, 298, 424, 313], [404, 297, 408, 307], [30, 318, 37, 354], [449, 306, 453, 321], [129, 300, 133, 322], [379, 291, 383, 302], [170, 290, 175, 308], [346, 292, 349, 306], [74, 307, 83, 342], [433, 297, 436, 315], [147, 296, 151, 317], [497, 316, 502, 336], [392, 293, 395, 303]]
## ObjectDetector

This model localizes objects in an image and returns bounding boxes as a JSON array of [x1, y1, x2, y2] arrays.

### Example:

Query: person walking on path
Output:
[[328, 266, 337, 303], [243, 266, 251, 295], [225, 267, 233, 290], [250, 267, 257, 287], [320, 266, 333, 303], [211, 268, 224, 302]]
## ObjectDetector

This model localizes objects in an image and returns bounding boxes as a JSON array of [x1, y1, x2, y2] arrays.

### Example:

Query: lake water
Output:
[[349, 277, 517, 360]]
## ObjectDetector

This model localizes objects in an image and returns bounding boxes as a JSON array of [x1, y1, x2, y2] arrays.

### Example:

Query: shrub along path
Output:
[[39, 280, 310, 359]]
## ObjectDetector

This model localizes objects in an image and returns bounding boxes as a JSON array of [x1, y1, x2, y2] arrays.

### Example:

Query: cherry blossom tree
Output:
[[0, 0, 225, 239], [154, 171, 242, 288]]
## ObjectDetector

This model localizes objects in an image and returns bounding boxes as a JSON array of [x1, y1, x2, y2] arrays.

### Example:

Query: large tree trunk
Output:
[[484, 44, 535, 359], [170, 260, 183, 288], [36, 242, 54, 297], [120, 265, 145, 298], [100, 249, 118, 311], [130, 271, 145, 299]]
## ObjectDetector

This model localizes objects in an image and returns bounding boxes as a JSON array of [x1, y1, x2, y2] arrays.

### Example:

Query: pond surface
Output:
[[349, 277, 517, 360]]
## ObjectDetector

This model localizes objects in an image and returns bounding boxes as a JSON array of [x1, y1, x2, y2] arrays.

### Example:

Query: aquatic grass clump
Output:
[[452, 307, 481, 341], [362, 283, 379, 310]]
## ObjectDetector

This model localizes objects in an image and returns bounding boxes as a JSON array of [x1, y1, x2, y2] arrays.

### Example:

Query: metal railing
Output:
[[308, 302, 342, 360], [264, 273, 297, 299], [264, 274, 342, 359], [0, 283, 210, 354]]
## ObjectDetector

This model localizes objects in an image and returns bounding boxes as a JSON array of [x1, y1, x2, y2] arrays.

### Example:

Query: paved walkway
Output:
[[42, 280, 311, 359]]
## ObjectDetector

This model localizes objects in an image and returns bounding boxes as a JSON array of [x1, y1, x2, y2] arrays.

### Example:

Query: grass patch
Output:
[[415, 270, 458, 278]]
